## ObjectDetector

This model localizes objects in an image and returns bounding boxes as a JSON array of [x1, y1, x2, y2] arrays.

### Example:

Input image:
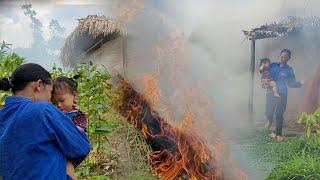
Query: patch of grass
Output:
[[237, 129, 318, 169], [76, 113, 158, 180], [85, 176, 111, 180], [109, 118, 158, 180], [265, 136, 320, 180], [264, 109, 320, 179], [266, 154, 320, 180], [124, 171, 157, 180]]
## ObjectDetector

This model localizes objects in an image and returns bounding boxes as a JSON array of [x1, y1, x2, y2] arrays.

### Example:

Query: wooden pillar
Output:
[[249, 39, 255, 123], [123, 36, 128, 79]]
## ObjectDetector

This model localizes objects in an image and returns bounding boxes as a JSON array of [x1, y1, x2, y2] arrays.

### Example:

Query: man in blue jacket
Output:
[[265, 49, 304, 141]]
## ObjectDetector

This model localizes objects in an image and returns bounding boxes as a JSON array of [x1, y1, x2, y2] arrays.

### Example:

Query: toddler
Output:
[[52, 76, 88, 180], [259, 58, 280, 97]]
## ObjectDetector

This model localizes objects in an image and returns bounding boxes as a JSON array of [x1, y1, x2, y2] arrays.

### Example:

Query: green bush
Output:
[[298, 108, 320, 138], [51, 62, 119, 176], [0, 53, 24, 106]]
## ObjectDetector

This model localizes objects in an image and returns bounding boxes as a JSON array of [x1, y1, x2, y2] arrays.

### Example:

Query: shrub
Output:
[[0, 53, 24, 106]]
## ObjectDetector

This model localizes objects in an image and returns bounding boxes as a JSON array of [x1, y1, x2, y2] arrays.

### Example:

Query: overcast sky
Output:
[[0, 0, 111, 43], [0, 0, 113, 68]]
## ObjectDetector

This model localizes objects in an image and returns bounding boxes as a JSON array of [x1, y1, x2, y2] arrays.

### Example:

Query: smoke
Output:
[[155, 0, 320, 129], [112, 0, 320, 130], [2, 0, 317, 178], [142, 0, 320, 133], [106, 0, 320, 178]]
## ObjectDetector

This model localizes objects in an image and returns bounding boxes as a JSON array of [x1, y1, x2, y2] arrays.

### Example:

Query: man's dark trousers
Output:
[[266, 91, 287, 136]]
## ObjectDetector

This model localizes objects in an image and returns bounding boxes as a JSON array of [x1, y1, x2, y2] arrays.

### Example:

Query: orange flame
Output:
[[115, 12, 246, 179], [118, 81, 246, 179]]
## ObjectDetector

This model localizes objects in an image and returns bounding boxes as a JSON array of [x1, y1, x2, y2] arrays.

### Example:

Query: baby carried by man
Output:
[[259, 58, 280, 97]]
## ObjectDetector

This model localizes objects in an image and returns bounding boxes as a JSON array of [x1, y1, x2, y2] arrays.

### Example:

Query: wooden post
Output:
[[123, 36, 127, 79], [249, 39, 255, 123]]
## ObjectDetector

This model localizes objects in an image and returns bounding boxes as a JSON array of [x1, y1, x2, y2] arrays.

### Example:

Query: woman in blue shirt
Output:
[[0, 63, 91, 179], [265, 49, 304, 141]]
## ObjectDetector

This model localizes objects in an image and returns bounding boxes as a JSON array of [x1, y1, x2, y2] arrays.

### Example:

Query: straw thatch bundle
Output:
[[60, 15, 125, 67], [243, 16, 320, 40]]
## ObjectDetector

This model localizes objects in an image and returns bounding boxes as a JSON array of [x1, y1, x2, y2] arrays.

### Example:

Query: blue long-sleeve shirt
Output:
[[0, 96, 91, 180], [268, 62, 302, 94]]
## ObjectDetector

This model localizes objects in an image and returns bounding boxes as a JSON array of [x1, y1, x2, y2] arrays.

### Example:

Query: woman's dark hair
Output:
[[52, 76, 79, 94], [0, 63, 52, 93], [280, 49, 291, 58], [260, 58, 271, 66]]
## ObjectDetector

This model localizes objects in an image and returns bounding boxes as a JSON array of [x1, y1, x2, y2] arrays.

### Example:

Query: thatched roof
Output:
[[60, 15, 125, 67], [243, 16, 320, 40]]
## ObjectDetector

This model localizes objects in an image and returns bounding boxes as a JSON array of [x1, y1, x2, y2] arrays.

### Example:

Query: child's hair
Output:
[[260, 58, 271, 66], [52, 76, 79, 94]]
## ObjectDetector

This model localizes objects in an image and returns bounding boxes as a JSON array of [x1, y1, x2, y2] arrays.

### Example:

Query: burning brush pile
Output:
[[117, 81, 244, 180], [243, 16, 320, 40]]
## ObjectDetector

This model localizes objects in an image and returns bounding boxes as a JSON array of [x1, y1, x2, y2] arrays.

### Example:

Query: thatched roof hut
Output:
[[60, 15, 126, 70]]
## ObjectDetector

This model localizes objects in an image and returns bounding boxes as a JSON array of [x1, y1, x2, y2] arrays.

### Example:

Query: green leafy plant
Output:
[[52, 62, 120, 177], [0, 53, 24, 106], [0, 40, 12, 59], [51, 63, 72, 79], [298, 108, 320, 138], [75, 62, 116, 153]]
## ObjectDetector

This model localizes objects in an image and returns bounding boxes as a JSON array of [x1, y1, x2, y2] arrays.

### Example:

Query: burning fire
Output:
[[113, 4, 246, 178], [119, 81, 246, 179]]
